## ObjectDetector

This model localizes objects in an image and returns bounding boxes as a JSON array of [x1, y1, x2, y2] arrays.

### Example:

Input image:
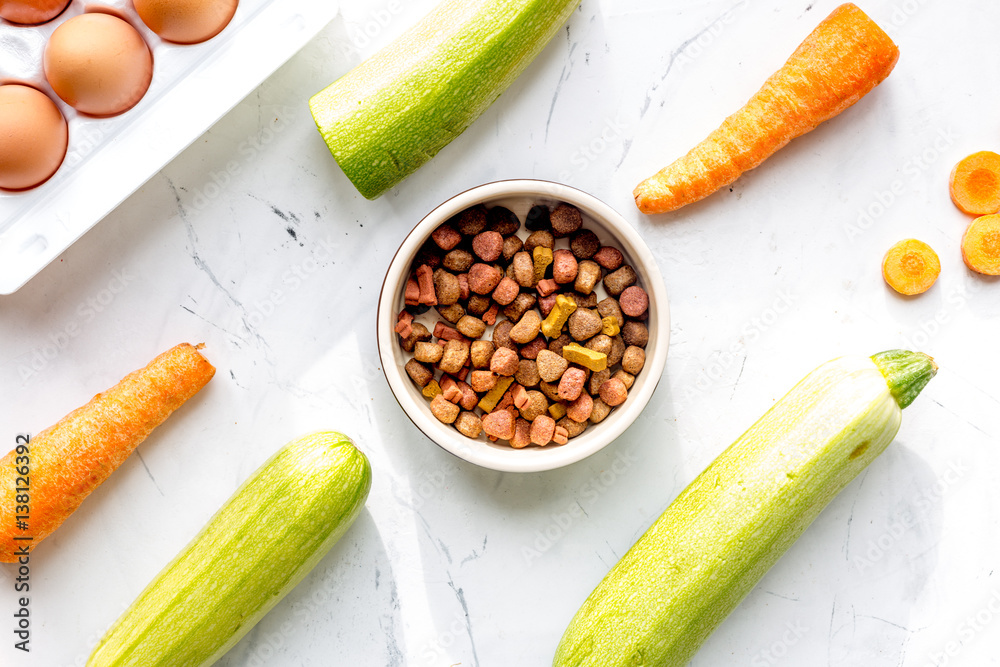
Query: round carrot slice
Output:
[[882, 239, 941, 295], [961, 214, 1000, 275], [949, 151, 1000, 216]]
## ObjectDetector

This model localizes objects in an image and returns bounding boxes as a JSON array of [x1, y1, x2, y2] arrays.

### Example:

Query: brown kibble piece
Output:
[[597, 297, 624, 328], [470, 340, 495, 368], [621, 321, 649, 348], [400, 322, 431, 353], [599, 377, 627, 406], [552, 249, 579, 284], [530, 415, 556, 446], [519, 390, 549, 421], [437, 303, 465, 324], [566, 392, 593, 423], [492, 319, 516, 351], [415, 241, 443, 269], [585, 334, 613, 357], [468, 263, 503, 295], [547, 333, 572, 356], [509, 309, 542, 344], [538, 294, 557, 317], [567, 308, 603, 341], [589, 398, 612, 424], [622, 346, 646, 374], [588, 368, 610, 396], [433, 269, 461, 306], [472, 231, 504, 262], [538, 380, 561, 402], [524, 229, 555, 253], [431, 223, 462, 251], [570, 230, 601, 259], [536, 349, 569, 383], [608, 335, 627, 367], [558, 367, 587, 401], [519, 337, 547, 361], [455, 411, 483, 438], [456, 315, 487, 340], [454, 205, 488, 236], [405, 359, 433, 388], [487, 206, 521, 235], [490, 347, 520, 376], [492, 276, 520, 306], [430, 394, 460, 424], [603, 265, 638, 296], [503, 293, 537, 323], [619, 286, 649, 318], [439, 339, 470, 375], [574, 260, 602, 295], [466, 294, 490, 316], [593, 246, 624, 270], [550, 203, 583, 238], [443, 249, 474, 273], [414, 342, 444, 364], [511, 251, 535, 287], [502, 235, 523, 261], [481, 410, 515, 440], [515, 359, 541, 388]]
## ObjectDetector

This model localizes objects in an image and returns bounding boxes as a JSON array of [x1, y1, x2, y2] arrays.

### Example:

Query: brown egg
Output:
[[43, 12, 153, 117], [133, 0, 238, 45], [0, 0, 71, 25], [0, 84, 68, 191]]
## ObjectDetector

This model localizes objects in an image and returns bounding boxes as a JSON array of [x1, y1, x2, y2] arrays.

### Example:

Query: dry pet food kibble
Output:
[[398, 200, 654, 448]]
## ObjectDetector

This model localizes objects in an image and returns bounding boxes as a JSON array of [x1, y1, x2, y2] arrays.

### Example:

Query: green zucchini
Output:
[[87, 432, 372, 667], [309, 0, 580, 199], [553, 350, 936, 667]]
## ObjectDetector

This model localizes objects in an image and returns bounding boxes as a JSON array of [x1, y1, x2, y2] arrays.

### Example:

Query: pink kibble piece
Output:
[[619, 285, 649, 318], [557, 367, 587, 401]]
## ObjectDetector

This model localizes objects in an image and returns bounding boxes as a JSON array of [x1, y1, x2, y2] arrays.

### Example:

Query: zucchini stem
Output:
[[871, 350, 938, 409]]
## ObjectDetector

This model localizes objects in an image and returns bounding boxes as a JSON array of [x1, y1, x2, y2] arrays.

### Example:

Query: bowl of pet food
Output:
[[377, 180, 669, 472]]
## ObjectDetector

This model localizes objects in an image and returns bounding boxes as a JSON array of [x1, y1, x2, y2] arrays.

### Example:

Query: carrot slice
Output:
[[0, 343, 215, 561], [949, 151, 1000, 216], [634, 3, 899, 214], [961, 214, 1000, 275], [882, 239, 940, 295]]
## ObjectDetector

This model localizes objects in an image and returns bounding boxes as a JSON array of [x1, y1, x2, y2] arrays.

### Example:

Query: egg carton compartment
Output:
[[0, 0, 339, 295]]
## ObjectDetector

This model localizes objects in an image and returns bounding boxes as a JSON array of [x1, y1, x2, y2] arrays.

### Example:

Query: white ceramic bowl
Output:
[[377, 180, 669, 472]]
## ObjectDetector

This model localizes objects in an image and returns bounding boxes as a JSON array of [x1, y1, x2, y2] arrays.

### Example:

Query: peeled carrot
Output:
[[961, 214, 1000, 275], [634, 3, 899, 214], [882, 239, 940, 295], [0, 343, 215, 562], [949, 151, 1000, 216]]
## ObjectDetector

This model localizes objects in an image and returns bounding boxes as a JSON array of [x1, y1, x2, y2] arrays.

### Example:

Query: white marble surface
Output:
[[2, 0, 999, 665]]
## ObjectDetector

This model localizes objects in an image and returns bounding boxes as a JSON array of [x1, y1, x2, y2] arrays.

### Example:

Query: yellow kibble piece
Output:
[[548, 403, 567, 420], [478, 376, 515, 413], [422, 379, 442, 399], [561, 342, 608, 372], [540, 294, 577, 338], [600, 316, 620, 337], [533, 246, 554, 283]]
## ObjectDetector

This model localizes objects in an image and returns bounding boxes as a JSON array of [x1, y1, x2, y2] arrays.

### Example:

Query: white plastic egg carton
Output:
[[0, 0, 339, 294]]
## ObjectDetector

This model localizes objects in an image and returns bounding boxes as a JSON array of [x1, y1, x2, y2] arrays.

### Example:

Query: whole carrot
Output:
[[0, 343, 215, 562], [634, 3, 899, 214]]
